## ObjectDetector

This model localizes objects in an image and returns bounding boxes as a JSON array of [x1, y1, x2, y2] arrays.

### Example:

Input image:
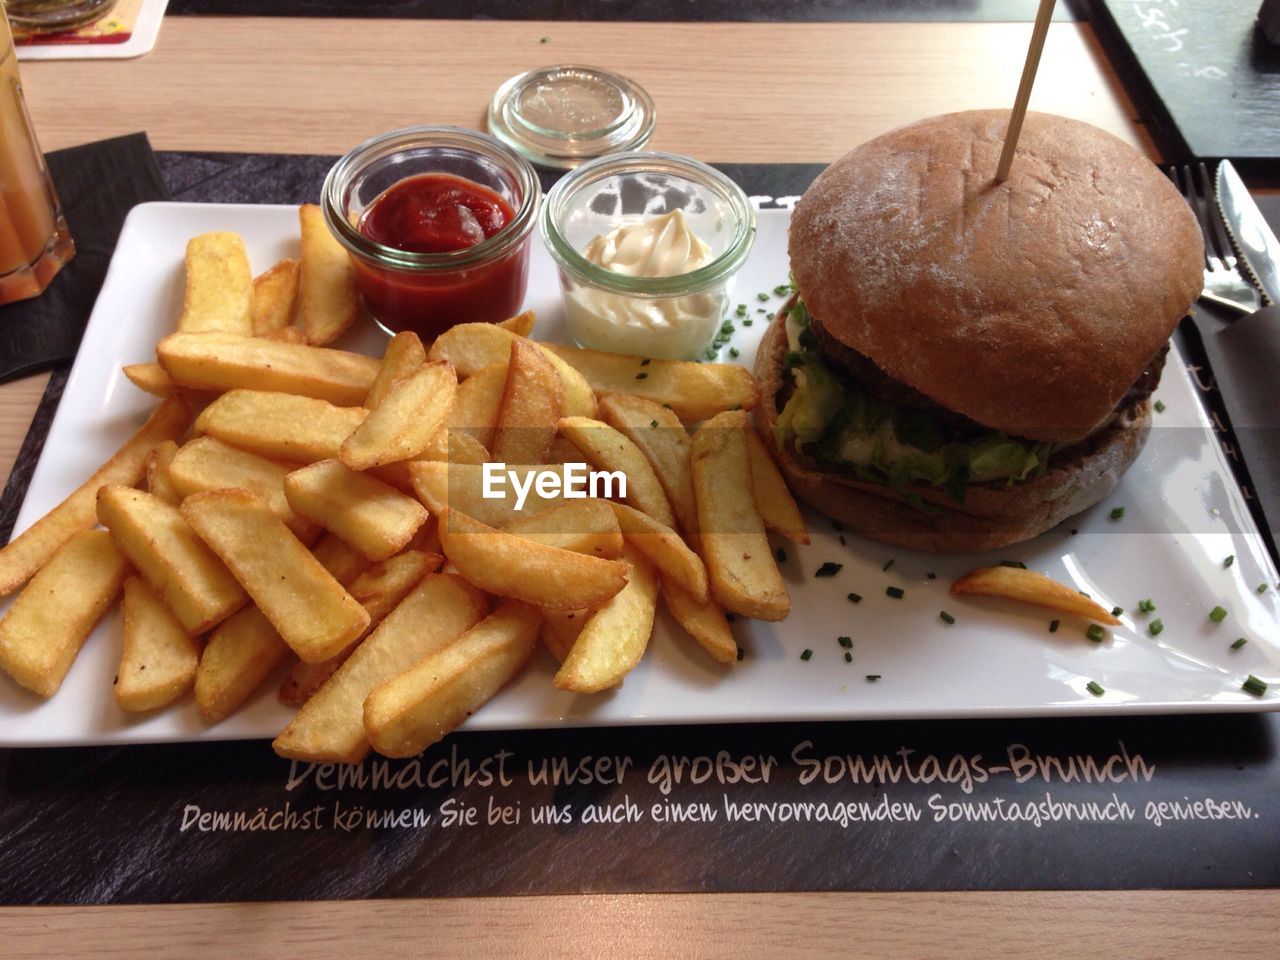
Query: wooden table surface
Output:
[[4, 15, 1277, 957]]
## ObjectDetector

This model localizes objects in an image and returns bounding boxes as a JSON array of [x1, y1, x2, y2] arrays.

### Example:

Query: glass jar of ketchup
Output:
[[322, 126, 541, 339]]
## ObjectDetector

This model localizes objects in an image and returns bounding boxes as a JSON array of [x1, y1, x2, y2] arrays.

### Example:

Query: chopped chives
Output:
[[865, 674, 881, 682], [735, 304, 747, 317], [720, 321, 734, 335], [1086, 624, 1106, 643], [844, 652, 853, 663], [1231, 637, 1248, 650], [1223, 555, 1234, 568], [756, 307, 768, 314], [1110, 507, 1125, 520], [1154, 399, 1166, 413], [635, 372, 648, 380], [649, 419, 659, 428], [729, 347, 740, 359], [743, 318, 754, 327], [1086, 680, 1105, 696], [847, 592, 862, 604], [1258, 584, 1268, 594], [800, 648, 813, 661], [1000, 560, 1027, 569], [773, 284, 790, 296], [814, 562, 842, 578], [775, 547, 787, 563], [837, 636, 853, 648], [1111, 606, 1123, 617], [886, 586, 905, 599], [1209, 605, 1228, 624], [756, 292, 770, 302], [927, 572, 937, 580], [1138, 598, 1155, 613], [704, 348, 717, 360], [939, 611, 956, 625], [1149, 618, 1164, 636], [882, 559, 895, 572], [1049, 619, 1060, 633], [1242, 675, 1268, 697]]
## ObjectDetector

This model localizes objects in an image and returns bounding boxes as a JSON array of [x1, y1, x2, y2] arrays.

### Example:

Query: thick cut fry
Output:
[[599, 394, 696, 534], [196, 389, 366, 464], [178, 231, 253, 334], [273, 573, 486, 763], [157, 332, 379, 406], [504, 500, 623, 558], [558, 416, 677, 529], [98, 485, 247, 635], [181, 489, 370, 664], [365, 331, 425, 410], [123, 362, 175, 397], [553, 544, 657, 692], [950, 566, 1122, 625], [419, 362, 507, 459], [279, 549, 441, 706], [0, 394, 192, 597], [661, 578, 738, 664], [309, 532, 372, 586], [492, 339, 563, 464], [691, 411, 789, 621], [364, 601, 542, 757], [497, 310, 536, 337], [298, 203, 358, 345], [284, 459, 428, 561], [544, 343, 758, 422], [606, 501, 708, 601], [439, 507, 629, 612], [251, 258, 300, 336], [195, 606, 290, 725], [409, 461, 562, 527], [146, 440, 181, 506], [540, 609, 586, 662], [168, 436, 318, 542], [340, 362, 457, 470], [426, 323, 596, 417], [744, 426, 809, 544], [116, 576, 201, 712], [0, 530, 129, 697]]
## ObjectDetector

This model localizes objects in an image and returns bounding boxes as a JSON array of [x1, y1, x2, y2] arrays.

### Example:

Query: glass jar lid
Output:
[[487, 65, 656, 169]]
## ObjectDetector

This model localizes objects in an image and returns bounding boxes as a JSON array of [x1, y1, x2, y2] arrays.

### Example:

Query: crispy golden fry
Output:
[[195, 605, 290, 725], [157, 332, 379, 406], [558, 416, 677, 529], [443, 431, 490, 465], [409, 461, 562, 527], [309, 531, 372, 586], [497, 310, 536, 337], [553, 544, 657, 692], [744, 426, 809, 545], [605, 501, 707, 602], [0, 530, 129, 697], [504, 500, 624, 558], [661, 578, 738, 664], [599, 394, 696, 534], [544, 343, 758, 422], [691, 411, 789, 621], [168, 436, 319, 542], [284, 459, 428, 561], [340, 362, 457, 470], [178, 231, 253, 335], [196, 389, 366, 464], [251, 258, 300, 336], [492, 339, 563, 464], [116, 576, 200, 713], [273, 573, 487, 763], [439, 507, 629, 612], [950, 566, 1122, 625], [181, 489, 370, 664], [279, 549, 441, 706], [298, 203, 358, 346], [146, 440, 182, 506], [364, 600, 541, 757], [540, 609, 586, 663], [0, 394, 192, 597], [122, 362, 175, 398], [419, 362, 507, 460], [409, 515, 442, 555], [365, 331, 426, 410], [426, 323, 595, 417], [97, 485, 247, 634]]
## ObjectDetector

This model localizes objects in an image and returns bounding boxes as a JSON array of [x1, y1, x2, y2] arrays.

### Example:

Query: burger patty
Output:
[[808, 311, 1168, 440]]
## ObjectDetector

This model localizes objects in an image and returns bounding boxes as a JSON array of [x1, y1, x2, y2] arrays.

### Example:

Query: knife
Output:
[[1216, 160, 1279, 306]]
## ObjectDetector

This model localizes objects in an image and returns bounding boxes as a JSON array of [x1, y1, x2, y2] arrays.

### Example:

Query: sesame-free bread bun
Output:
[[788, 109, 1201, 445], [753, 307, 1151, 553]]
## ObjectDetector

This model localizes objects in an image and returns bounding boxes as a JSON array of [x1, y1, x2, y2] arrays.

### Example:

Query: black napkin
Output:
[[0, 133, 169, 383]]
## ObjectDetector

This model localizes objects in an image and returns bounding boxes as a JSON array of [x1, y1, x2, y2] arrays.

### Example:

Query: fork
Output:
[[1169, 163, 1262, 316]]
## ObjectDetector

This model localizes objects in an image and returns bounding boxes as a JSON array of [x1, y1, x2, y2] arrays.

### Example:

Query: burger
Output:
[[754, 110, 1203, 552]]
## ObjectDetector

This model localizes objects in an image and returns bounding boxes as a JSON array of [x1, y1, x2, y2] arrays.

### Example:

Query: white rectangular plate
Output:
[[2, 202, 1277, 746]]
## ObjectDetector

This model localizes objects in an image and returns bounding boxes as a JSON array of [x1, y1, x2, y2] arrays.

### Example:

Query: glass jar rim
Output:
[[539, 151, 756, 299], [322, 125, 542, 272]]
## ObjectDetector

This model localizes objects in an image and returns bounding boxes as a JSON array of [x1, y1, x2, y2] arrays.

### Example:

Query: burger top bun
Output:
[[788, 110, 1202, 444]]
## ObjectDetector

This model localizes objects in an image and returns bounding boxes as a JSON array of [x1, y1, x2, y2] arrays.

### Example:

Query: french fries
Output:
[[661, 578, 738, 664], [543, 343, 758, 421], [272, 573, 487, 763], [606, 501, 708, 602], [196, 389, 366, 463], [540, 609, 586, 663], [950, 566, 1122, 625], [0, 394, 191, 597], [691, 411, 789, 621], [503, 500, 624, 558], [180, 489, 370, 664], [553, 544, 658, 692], [97, 485, 247, 635], [364, 331, 425, 411], [195, 606, 290, 725], [409, 461, 562, 527], [491, 339, 562, 464], [364, 600, 542, 757], [146, 440, 182, 506], [559, 416, 677, 529], [438, 507, 629, 612], [0, 530, 130, 697], [599, 394, 697, 534], [116, 576, 201, 713], [123, 362, 175, 398], [251, 258, 300, 336], [340, 362, 457, 470], [178, 232, 253, 335], [284, 459, 428, 561], [744, 427, 809, 544], [309, 531, 373, 585], [298, 203, 358, 346], [498, 310, 536, 337]]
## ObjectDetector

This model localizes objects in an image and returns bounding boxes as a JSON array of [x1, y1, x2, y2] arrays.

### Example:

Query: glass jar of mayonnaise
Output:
[[540, 152, 756, 360]]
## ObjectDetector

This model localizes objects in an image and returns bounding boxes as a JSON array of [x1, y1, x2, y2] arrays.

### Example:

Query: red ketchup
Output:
[[354, 173, 530, 339]]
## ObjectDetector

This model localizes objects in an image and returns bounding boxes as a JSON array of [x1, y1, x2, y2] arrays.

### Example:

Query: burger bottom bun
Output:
[[753, 311, 1152, 553]]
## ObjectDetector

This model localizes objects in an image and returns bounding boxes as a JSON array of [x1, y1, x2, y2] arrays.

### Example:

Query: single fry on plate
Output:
[[195, 605, 290, 725], [339, 361, 457, 470], [559, 416, 677, 529], [196, 389, 367, 464], [298, 203, 358, 346], [491, 339, 563, 465], [251, 258, 300, 336], [598, 393, 697, 534], [364, 331, 425, 411], [950, 566, 1122, 625], [284, 459, 428, 562], [116, 576, 201, 713], [177, 231, 253, 335]]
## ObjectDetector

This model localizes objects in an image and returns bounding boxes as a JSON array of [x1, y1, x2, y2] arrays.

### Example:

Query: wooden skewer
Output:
[[995, 0, 1058, 182]]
